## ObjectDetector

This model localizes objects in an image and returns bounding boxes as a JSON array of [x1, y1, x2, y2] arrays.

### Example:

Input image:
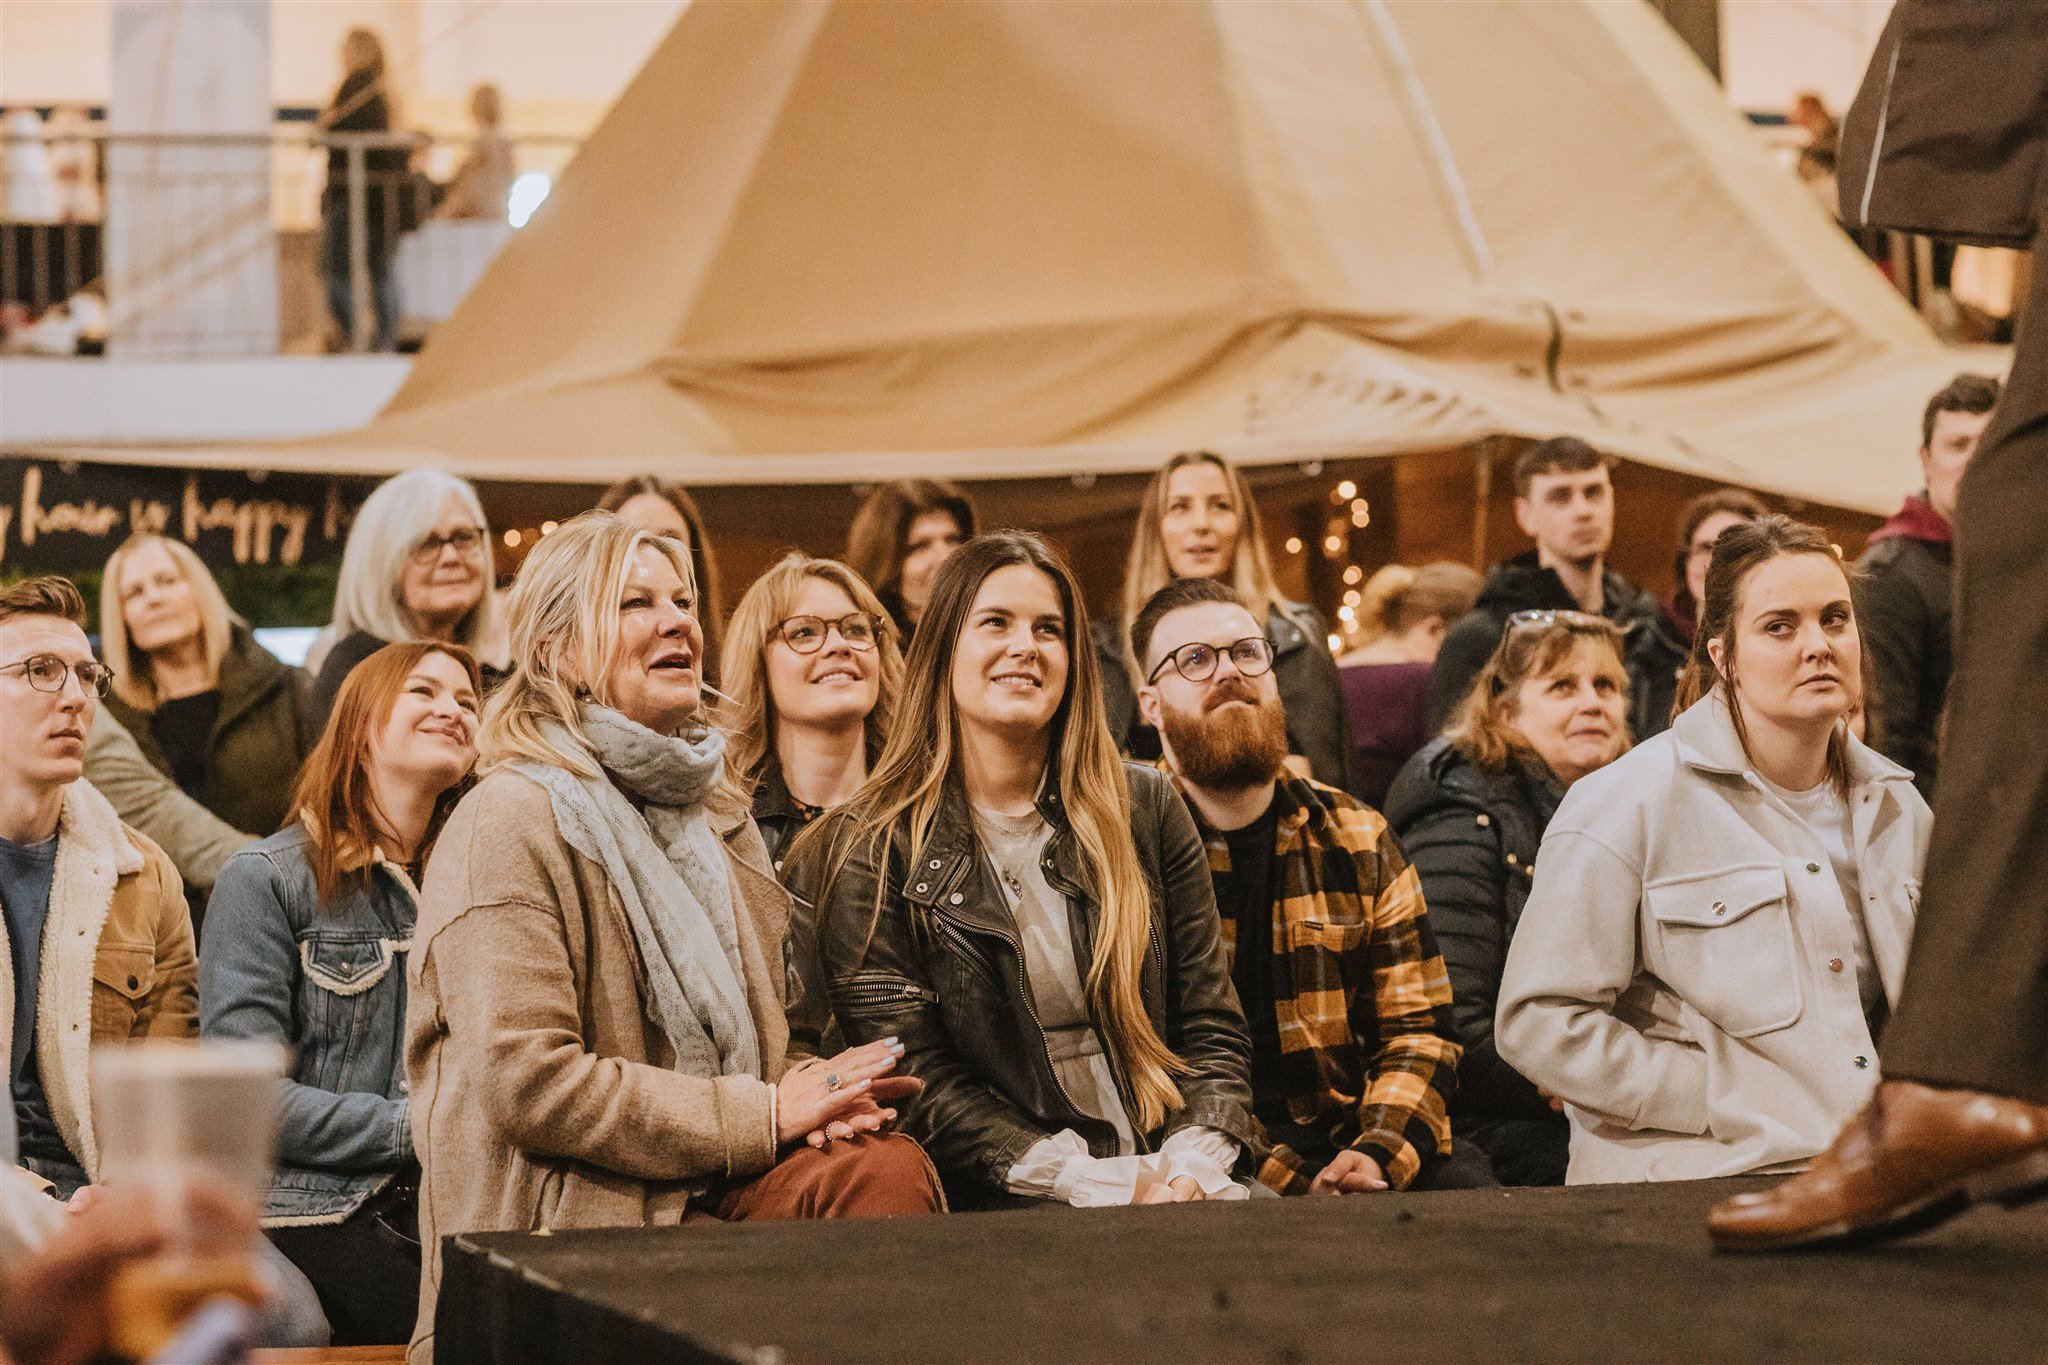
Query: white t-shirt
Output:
[[1762, 776, 1882, 1019]]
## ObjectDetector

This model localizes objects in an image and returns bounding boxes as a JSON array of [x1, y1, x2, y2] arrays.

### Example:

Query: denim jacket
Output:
[[199, 825, 415, 1225]]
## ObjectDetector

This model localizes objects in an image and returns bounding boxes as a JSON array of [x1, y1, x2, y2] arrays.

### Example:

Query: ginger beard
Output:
[[1158, 675, 1289, 791]]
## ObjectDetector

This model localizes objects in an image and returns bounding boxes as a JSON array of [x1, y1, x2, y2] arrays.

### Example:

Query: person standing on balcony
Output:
[[435, 84, 514, 224], [318, 26, 407, 352]]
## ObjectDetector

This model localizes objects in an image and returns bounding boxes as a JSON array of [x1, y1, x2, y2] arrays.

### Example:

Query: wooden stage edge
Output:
[[433, 1177, 2048, 1364]]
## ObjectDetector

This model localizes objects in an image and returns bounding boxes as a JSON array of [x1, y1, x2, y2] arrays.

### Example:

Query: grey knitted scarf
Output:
[[513, 705, 760, 1081]]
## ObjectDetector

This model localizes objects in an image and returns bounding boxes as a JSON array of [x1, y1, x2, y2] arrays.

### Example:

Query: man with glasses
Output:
[[0, 576, 198, 1201], [1131, 577, 1465, 1195]]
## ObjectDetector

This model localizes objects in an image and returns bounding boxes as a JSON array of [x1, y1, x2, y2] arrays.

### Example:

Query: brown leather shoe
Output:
[[1708, 1079, 2048, 1253]]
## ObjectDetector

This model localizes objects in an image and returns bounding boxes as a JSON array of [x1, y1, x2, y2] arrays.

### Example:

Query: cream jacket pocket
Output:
[[1645, 863, 1801, 1039]]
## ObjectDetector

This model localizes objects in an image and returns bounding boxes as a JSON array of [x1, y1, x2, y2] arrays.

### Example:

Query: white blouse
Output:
[[973, 805, 1242, 1206]]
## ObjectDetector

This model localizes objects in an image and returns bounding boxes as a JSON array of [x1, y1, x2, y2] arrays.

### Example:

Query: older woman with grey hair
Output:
[[310, 470, 508, 730], [405, 512, 940, 1363]]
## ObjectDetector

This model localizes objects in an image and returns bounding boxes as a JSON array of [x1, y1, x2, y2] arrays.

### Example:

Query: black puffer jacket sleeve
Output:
[[1385, 754, 1548, 1122]]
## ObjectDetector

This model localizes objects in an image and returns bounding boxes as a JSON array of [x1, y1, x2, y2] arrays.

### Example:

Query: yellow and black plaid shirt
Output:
[[1175, 768, 1460, 1192]]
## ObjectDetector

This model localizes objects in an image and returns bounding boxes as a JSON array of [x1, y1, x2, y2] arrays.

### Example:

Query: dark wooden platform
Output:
[[437, 1178, 2048, 1363]]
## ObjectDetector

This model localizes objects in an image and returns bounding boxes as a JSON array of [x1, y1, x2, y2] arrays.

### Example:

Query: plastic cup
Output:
[[90, 1039, 286, 1358]]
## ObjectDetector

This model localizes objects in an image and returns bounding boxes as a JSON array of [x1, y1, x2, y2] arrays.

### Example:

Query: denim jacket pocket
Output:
[[298, 935, 410, 998], [1646, 863, 1801, 1039]]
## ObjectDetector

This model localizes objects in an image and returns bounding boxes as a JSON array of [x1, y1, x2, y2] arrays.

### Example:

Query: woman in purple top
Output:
[[1338, 563, 1481, 807]]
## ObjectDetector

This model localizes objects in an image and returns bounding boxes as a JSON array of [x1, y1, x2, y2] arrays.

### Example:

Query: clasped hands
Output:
[[775, 1037, 924, 1148]]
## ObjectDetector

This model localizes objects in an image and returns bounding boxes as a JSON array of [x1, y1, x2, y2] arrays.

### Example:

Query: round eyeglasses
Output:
[[2, 654, 114, 698], [1147, 635, 1275, 684], [409, 525, 488, 564], [772, 613, 884, 654]]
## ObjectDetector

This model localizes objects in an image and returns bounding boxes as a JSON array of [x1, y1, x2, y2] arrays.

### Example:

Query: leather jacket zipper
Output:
[[930, 894, 1093, 1136]]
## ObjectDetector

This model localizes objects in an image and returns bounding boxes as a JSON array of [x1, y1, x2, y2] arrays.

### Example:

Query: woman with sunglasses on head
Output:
[[201, 642, 480, 1345], [309, 470, 509, 733], [1099, 451, 1350, 789], [1384, 610, 1631, 1186], [718, 554, 903, 871], [791, 531, 1257, 1209], [1495, 517, 1930, 1184]]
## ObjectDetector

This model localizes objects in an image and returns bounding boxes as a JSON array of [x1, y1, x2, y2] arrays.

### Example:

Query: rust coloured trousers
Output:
[[692, 1133, 947, 1222]]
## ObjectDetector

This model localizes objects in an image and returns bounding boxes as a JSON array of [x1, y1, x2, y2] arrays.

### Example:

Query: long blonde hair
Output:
[[1119, 451, 1282, 649], [100, 534, 235, 712], [796, 531, 1187, 1131], [479, 512, 745, 820], [718, 553, 904, 795]]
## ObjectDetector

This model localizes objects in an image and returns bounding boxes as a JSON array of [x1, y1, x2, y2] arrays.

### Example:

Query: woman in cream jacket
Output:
[[1496, 517, 1931, 1184]]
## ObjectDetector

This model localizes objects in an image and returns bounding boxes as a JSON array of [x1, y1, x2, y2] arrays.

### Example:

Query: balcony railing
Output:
[[0, 126, 579, 358]]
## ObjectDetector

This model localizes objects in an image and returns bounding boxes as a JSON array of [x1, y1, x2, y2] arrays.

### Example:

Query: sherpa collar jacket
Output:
[[0, 780, 199, 1185]]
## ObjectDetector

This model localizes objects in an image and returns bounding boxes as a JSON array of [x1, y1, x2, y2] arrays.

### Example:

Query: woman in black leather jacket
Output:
[[1383, 611, 1630, 1185], [790, 531, 1256, 1208]]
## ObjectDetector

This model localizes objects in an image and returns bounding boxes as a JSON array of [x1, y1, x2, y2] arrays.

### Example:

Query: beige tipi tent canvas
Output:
[[292, 0, 2003, 514]]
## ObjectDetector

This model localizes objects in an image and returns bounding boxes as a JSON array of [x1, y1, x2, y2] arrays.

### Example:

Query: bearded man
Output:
[[1132, 577, 1466, 1194]]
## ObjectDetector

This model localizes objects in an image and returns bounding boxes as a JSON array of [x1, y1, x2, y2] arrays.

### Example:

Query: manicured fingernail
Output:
[[881, 1036, 899, 1046], [857, 1079, 872, 1090]]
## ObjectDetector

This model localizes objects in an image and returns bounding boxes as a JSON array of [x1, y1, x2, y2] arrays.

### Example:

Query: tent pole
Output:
[[1471, 444, 1492, 568]]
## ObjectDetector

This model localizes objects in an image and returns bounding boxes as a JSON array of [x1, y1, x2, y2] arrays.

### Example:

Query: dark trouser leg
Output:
[[712, 1134, 946, 1220], [319, 195, 353, 345], [1457, 1115, 1569, 1188], [1411, 1140, 1502, 1191], [266, 1204, 421, 1346], [1881, 230, 2048, 1104]]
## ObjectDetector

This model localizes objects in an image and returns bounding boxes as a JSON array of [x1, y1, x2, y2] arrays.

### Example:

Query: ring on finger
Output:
[[825, 1073, 842, 1092]]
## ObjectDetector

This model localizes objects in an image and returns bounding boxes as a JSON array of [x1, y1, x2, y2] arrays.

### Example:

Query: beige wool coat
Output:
[[405, 768, 800, 1364], [1496, 692, 1929, 1185]]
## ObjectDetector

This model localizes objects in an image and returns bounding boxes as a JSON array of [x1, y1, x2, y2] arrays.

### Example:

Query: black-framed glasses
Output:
[[1, 654, 114, 698], [409, 525, 488, 563], [772, 613, 884, 655], [1147, 636, 1274, 684]]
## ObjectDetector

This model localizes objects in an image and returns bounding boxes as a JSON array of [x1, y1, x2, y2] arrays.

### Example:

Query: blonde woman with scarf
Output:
[[404, 513, 940, 1363]]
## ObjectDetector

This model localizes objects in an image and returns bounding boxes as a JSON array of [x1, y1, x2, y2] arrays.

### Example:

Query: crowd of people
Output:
[[0, 372, 2000, 1360]]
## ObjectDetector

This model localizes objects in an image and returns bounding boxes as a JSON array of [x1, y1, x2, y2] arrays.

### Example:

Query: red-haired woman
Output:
[[200, 642, 481, 1344]]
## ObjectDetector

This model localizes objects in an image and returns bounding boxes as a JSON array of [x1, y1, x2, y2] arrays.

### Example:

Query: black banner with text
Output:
[[0, 458, 380, 574]]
